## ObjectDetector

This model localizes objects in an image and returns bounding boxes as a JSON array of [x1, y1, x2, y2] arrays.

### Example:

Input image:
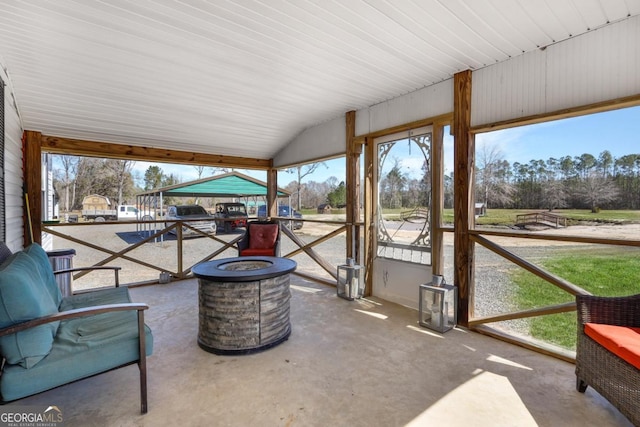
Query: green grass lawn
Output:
[[511, 249, 640, 349]]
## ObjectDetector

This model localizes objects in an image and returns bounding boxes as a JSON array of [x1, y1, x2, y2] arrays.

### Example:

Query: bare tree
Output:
[[380, 159, 406, 209], [105, 159, 136, 205], [194, 166, 207, 179], [56, 155, 78, 212], [192, 166, 208, 204], [476, 143, 514, 208], [210, 167, 234, 175], [286, 162, 327, 209], [577, 172, 621, 212], [542, 179, 567, 211]]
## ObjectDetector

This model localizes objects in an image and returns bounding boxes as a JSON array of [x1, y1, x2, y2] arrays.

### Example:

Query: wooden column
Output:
[[23, 131, 43, 245], [362, 136, 375, 297], [453, 70, 474, 327], [431, 122, 445, 275], [266, 168, 278, 217], [345, 110, 361, 262]]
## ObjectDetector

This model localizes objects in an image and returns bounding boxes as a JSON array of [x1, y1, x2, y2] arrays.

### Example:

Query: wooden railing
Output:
[[42, 217, 354, 289], [464, 227, 640, 361], [43, 219, 240, 283]]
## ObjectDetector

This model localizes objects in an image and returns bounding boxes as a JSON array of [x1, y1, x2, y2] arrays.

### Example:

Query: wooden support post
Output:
[[23, 131, 43, 246], [431, 122, 445, 275], [453, 70, 474, 327], [345, 110, 360, 262], [363, 137, 375, 297], [266, 168, 278, 217]]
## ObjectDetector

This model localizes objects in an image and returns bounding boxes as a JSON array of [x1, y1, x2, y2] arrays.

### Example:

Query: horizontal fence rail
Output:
[[465, 227, 639, 362], [42, 218, 356, 290]]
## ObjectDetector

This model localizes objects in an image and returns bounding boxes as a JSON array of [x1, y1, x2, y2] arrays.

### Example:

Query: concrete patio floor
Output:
[[14, 276, 633, 426]]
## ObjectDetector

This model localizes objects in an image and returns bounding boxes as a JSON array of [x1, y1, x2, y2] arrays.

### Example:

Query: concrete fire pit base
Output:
[[192, 256, 297, 355]]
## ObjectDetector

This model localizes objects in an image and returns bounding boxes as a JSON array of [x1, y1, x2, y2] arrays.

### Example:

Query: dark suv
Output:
[[257, 205, 303, 230], [213, 202, 248, 233]]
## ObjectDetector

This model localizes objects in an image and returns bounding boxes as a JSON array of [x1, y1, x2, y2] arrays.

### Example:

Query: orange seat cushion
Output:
[[248, 224, 278, 250], [584, 323, 640, 370], [240, 248, 276, 256]]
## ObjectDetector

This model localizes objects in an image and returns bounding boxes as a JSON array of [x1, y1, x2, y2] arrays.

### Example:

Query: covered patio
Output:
[[1, 1, 640, 426], [14, 276, 631, 426]]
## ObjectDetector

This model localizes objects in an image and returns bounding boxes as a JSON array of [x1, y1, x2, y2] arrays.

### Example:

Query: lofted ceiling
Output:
[[1, 0, 639, 162]]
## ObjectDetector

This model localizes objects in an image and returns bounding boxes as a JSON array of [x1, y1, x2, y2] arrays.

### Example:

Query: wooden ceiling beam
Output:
[[40, 134, 272, 170]]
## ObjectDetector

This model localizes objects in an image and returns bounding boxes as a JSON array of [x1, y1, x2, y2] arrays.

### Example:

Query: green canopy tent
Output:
[[136, 171, 291, 214]]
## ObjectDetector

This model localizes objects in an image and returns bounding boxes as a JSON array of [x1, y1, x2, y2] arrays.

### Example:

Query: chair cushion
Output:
[[0, 252, 59, 369], [58, 287, 137, 343], [23, 243, 63, 308], [59, 286, 131, 311], [248, 224, 278, 250], [584, 323, 640, 370], [240, 248, 276, 256], [0, 243, 12, 265], [1, 322, 153, 401]]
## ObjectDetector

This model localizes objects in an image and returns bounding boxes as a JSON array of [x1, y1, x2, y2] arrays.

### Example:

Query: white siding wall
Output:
[[1, 64, 24, 252], [356, 79, 453, 136], [373, 259, 432, 310], [273, 79, 453, 167], [273, 116, 345, 167], [472, 14, 640, 126]]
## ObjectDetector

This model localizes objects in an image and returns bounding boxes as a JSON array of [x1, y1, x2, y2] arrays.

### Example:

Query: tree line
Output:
[[375, 146, 640, 213], [475, 147, 640, 211], [53, 155, 345, 212]]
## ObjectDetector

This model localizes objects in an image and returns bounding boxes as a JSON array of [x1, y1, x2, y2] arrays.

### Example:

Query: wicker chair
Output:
[[575, 294, 640, 426]]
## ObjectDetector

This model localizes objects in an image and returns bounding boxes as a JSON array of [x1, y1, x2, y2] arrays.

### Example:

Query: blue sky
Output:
[[474, 105, 640, 168], [124, 104, 640, 187]]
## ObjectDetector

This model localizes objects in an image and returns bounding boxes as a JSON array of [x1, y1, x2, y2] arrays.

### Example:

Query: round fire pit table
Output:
[[192, 256, 297, 355]]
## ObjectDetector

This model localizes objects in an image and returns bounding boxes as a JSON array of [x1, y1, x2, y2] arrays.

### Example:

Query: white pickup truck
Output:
[[81, 205, 155, 222]]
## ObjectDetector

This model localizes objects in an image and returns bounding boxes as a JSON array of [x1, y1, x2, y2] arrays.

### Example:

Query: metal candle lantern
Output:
[[419, 279, 457, 333], [337, 259, 363, 300]]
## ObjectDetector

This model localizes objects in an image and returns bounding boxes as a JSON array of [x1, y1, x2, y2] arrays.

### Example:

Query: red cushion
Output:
[[240, 248, 276, 256], [249, 224, 278, 250], [584, 323, 640, 370]]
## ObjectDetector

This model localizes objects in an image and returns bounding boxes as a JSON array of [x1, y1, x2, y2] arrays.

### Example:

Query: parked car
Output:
[[213, 202, 248, 233], [257, 205, 303, 230], [165, 205, 217, 236]]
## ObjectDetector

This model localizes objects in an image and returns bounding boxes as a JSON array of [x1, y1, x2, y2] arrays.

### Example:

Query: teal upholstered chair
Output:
[[0, 243, 153, 413]]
